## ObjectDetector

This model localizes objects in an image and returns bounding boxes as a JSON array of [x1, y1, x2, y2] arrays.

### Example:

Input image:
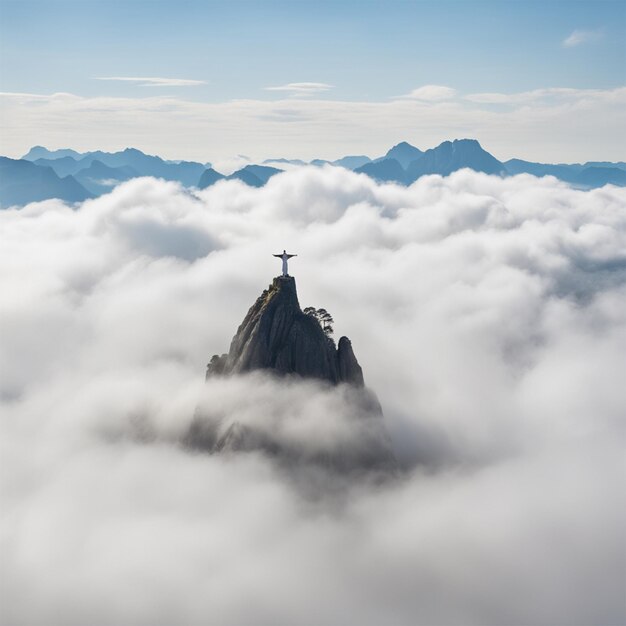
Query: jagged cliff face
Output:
[[207, 276, 364, 386], [196, 275, 397, 476]]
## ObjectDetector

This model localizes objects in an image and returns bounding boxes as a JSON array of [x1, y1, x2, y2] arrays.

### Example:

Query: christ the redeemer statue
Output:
[[273, 250, 297, 276]]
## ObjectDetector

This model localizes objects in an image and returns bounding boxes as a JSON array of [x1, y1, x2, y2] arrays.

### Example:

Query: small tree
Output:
[[317, 308, 334, 336], [304, 307, 334, 337]]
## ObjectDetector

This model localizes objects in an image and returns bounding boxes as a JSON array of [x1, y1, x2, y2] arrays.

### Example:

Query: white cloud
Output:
[[264, 82, 333, 96], [562, 29, 603, 48], [464, 91, 515, 104], [399, 84, 458, 101], [1, 85, 625, 163], [1, 170, 625, 624], [95, 76, 207, 87], [208, 154, 252, 175], [464, 86, 624, 105]]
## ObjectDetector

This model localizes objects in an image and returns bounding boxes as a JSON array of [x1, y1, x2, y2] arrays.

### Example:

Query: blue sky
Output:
[[1, 0, 624, 162]]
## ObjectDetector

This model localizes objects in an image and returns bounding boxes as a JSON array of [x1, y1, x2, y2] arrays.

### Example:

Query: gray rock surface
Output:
[[195, 275, 398, 476], [207, 275, 364, 386], [337, 336, 364, 386]]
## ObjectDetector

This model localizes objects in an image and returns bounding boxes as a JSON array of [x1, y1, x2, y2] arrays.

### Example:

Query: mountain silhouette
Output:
[[6, 141, 625, 207], [584, 161, 626, 171], [197, 167, 226, 189], [197, 164, 284, 189], [332, 155, 372, 169], [574, 166, 626, 188], [405, 139, 506, 182], [0, 157, 92, 208], [226, 164, 282, 187], [263, 158, 307, 166], [83, 148, 205, 186], [353, 139, 505, 184], [504, 159, 581, 182], [33, 156, 83, 178], [377, 141, 423, 169], [504, 159, 626, 187], [23, 147, 205, 187], [309, 155, 372, 169], [22, 146, 82, 161], [74, 160, 139, 195], [355, 158, 407, 183]]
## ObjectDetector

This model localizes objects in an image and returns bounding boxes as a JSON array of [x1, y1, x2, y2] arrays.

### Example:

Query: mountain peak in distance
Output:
[[380, 141, 424, 168]]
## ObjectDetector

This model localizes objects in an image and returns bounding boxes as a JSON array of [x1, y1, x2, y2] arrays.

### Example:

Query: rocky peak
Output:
[[207, 275, 365, 386], [193, 275, 398, 476], [337, 336, 364, 386]]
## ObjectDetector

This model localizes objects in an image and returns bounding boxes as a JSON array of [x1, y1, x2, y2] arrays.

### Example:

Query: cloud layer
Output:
[[94, 76, 207, 87], [1, 85, 625, 163], [400, 84, 458, 101], [1, 169, 625, 625], [264, 82, 334, 96]]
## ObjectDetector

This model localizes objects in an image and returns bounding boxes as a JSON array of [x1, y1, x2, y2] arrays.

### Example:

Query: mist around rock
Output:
[[193, 273, 395, 476], [1, 168, 625, 625]]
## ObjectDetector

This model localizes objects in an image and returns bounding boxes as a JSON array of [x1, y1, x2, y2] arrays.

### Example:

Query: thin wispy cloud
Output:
[[2, 85, 625, 163], [562, 29, 603, 48], [264, 82, 333, 96], [95, 76, 206, 87], [398, 85, 458, 101], [464, 86, 619, 105], [0, 91, 79, 101]]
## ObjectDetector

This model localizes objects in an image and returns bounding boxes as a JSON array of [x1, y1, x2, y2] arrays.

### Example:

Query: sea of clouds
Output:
[[1, 167, 625, 625]]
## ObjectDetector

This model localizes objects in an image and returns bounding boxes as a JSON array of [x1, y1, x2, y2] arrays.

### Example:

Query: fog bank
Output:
[[1, 168, 625, 625]]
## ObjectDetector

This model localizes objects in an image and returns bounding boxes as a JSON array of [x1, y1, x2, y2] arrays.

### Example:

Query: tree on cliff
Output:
[[304, 307, 334, 336]]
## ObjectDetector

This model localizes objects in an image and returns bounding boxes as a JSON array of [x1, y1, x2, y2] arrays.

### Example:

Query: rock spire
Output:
[[207, 275, 364, 386]]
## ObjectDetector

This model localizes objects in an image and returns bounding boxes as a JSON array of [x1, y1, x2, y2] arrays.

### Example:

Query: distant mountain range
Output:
[[197, 164, 282, 189], [1, 141, 624, 208], [0, 157, 92, 206], [24, 146, 207, 186]]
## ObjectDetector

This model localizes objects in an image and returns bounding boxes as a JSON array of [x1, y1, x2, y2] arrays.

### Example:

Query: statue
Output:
[[273, 250, 297, 276]]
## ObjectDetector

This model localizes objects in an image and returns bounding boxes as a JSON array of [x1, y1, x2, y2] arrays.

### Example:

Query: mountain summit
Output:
[[380, 141, 424, 168], [190, 275, 397, 475], [5, 141, 623, 208], [206, 275, 364, 385], [406, 138, 505, 181]]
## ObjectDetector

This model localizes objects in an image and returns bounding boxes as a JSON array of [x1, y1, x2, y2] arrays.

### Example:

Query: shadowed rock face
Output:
[[195, 275, 397, 476], [207, 276, 364, 386]]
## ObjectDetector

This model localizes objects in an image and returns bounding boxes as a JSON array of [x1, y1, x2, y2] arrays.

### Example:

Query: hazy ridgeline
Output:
[[1, 168, 625, 625], [2, 139, 625, 209]]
